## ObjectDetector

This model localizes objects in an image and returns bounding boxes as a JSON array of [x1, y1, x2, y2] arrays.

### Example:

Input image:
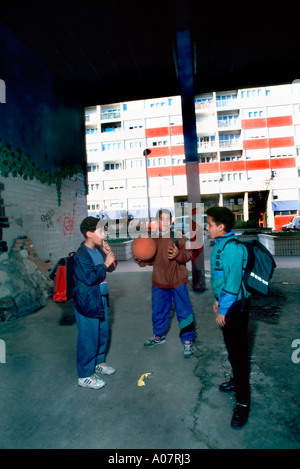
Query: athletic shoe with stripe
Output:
[[144, 335, 166, 347], [78, 374, 106, 389]]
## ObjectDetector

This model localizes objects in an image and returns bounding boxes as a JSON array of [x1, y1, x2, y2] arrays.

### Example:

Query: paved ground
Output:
[[0, 238, 299, 451]]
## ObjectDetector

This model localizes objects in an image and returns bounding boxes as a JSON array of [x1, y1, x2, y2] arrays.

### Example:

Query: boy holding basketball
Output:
[[133, 209, 195, 358]]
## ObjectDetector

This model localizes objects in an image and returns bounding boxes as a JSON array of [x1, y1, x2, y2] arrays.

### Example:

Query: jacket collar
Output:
[[214, 231, 235, 244]]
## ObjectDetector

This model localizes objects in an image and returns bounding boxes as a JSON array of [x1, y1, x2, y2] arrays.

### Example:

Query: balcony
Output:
[[197, 141, 217, 151], [195, 100, 214, 113], [219, 138, 242, 149], [218, 118, 240, 129], [101, 111, 121, 120]]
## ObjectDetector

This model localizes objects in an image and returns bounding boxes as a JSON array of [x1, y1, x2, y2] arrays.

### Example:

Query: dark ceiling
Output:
[[1, 0, 299, 106]]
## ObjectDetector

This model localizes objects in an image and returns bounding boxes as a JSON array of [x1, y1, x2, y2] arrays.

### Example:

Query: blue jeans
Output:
[[75, 296, 109, 378], [152, 284, 195, 342]]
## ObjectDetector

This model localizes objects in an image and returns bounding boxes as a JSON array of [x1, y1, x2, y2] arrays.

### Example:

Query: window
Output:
[[102, 142, 121, 151], [198, 136, 216, 148], [218, 114, 239, 127], [104, 162, 123, 171], [241, 88, 263, 99], [86, 127, 98, 134], [87, 164, 99, 172], [101, 122, 121, 132]]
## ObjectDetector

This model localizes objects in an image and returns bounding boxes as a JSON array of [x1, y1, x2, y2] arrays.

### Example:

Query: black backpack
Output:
[[222, 238, 276, 296]]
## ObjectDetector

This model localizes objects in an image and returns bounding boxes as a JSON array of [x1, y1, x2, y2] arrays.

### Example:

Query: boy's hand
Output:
[[102, 241, 112, 255], [167, 243, 179, 259], [131, 252, 143, 265], [216, 312, 226, 327], [104, 251, 116, 268]]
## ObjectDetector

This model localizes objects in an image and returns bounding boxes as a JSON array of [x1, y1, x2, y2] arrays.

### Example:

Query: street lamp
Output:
[[143, 149, 151, 228]]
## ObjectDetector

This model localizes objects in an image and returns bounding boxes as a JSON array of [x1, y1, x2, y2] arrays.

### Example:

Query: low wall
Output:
[[228, 232, 300, 256], [110, 240, 133, 261], [258, 234, 300, 256]]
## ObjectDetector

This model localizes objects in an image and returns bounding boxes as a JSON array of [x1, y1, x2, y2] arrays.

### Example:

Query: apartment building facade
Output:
[[85, 83, 300, 230]]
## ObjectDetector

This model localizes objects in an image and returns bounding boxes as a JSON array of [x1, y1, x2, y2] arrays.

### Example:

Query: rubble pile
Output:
[[0, 237, 54, 322]]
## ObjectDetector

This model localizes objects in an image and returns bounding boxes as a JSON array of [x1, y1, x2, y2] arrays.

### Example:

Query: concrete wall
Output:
[[0, 174, 87, 263], [0, 21, 86, 171], [0, 21, 88, 263]]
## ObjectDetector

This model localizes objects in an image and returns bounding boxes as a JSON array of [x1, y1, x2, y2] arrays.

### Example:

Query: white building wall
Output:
[[85, 83, 300, 228]]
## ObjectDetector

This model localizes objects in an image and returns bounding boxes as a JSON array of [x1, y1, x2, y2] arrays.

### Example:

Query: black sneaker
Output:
[[231, 403, 250, 430], [144, 335, 166, 347], [219, 378, 235, 393]]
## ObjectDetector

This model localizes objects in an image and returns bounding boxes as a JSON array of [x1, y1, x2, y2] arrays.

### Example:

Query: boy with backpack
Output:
[[133, 208, 195, 358], [206, 206, 251, 429], [73, 216, 117, 389]]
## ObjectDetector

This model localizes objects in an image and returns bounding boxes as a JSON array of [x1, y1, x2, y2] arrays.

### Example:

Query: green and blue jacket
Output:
[[210, 232, 250, 316]]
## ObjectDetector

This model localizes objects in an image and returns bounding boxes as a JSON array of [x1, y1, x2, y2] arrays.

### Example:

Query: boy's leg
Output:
[[96, 296, 109, 365], [75, 308, 101, 378], [222, 299, 251, 406], [151, 286, 172, 337], [172, 283, 195, 343]]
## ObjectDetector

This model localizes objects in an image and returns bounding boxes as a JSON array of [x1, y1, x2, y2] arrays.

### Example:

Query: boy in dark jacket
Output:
[[133, 209, 195, 358], [73, 216, 117, 389], [206, 206, 251, 429]]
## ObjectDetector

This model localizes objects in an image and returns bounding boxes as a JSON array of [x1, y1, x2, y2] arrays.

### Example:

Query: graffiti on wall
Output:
[[57, 207, 75, 239], [41, 209, 54, 229]]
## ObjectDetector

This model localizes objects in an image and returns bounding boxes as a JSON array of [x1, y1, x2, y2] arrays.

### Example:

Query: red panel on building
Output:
[[147, 145, 185, 157], [243, 138, 268, 149], [220, 161, 246, 172], [170, 125, 183, 135], [241, 116, 293, 129], [147, 166, 186, 177], [245, 160, 270, 170], [145, 125, 183, 138], [145, 127, 169, 138], [243, 136, 294, 149], [241, 118, 267, 129], [267, 116, 293, 127], [147, 146, 170, 156], [270, 157, 296, 169], [198, 162, 220, 174], [268, 137, 294, 147]]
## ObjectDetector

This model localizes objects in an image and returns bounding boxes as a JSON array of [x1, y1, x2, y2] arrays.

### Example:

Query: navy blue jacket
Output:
[[73, 242, 114, 318]]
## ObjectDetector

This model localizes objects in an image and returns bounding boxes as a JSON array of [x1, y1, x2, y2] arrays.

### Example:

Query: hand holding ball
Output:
[[132, 236, 157, 261]]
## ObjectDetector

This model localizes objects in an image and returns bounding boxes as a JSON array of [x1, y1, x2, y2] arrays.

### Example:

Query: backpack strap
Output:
[[220, 237, 246, 309]]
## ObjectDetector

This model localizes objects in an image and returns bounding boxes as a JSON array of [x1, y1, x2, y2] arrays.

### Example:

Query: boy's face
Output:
[[159, 213, 171, 232], [87, 227, 105, 246], [206, 216, 226, 239]]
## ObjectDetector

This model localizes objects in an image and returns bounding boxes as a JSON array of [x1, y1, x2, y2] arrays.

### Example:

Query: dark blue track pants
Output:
[[151, 283, 195, 342], [75, 296, 108, 378]]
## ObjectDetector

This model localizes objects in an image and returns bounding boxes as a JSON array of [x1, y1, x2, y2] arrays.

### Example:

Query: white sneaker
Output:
[[95, 363, 116, 375], [183, 341, 194, 359], [78, 374, 106, 389]]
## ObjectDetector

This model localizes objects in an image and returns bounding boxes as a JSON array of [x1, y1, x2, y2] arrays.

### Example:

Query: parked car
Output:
[[282, 216, 300, 231]]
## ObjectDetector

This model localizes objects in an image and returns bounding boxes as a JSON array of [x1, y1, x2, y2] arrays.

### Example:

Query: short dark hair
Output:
[[206, 206, 235, 233], [80, 216, 101, 237], [156, 209, 172, 221]]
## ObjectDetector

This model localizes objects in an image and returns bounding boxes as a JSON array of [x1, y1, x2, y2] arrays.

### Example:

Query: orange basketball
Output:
[[132, 236, 157, 261]]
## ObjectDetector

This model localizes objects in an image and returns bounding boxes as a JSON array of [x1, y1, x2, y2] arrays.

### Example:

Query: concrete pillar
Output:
[[175, 2, 205, 292]]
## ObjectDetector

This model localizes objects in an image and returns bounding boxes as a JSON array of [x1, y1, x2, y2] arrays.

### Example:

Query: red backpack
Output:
[[49, 251, 81, 302]]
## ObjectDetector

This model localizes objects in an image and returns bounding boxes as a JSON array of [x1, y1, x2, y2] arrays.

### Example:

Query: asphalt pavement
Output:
[[0, 238, 299, 451]]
